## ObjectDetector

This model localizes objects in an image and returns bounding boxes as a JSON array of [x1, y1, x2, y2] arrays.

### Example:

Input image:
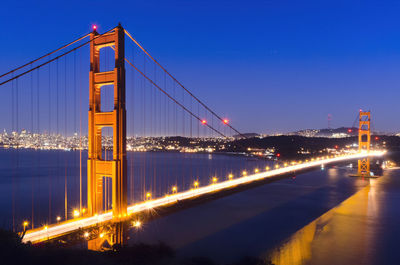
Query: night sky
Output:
[[1, 0, 400, 134]]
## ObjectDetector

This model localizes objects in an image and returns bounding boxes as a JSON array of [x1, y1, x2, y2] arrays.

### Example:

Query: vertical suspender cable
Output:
[[48, 58, 52, 222], [30, 64, 34, 229], [64, 56, 68, 220]]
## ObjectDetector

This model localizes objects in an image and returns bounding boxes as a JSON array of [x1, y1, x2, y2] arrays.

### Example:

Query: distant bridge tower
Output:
[[357, 111, 371, 177], [87, 24, 127, 219]]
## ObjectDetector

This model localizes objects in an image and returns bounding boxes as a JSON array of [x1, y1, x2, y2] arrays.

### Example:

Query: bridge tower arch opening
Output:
[[87, 24, 127, 219], [357, 111, 371, 177]]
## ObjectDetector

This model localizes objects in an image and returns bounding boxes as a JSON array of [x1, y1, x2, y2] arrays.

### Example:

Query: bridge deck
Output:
[[22, 151, 384, 243]]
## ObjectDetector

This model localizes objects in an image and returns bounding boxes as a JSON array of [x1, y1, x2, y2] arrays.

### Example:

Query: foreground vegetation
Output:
[[0, 230, 272, 265]]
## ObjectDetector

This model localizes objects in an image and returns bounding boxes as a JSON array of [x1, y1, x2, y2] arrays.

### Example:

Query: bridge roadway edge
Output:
[[24, 158, 365, 246]]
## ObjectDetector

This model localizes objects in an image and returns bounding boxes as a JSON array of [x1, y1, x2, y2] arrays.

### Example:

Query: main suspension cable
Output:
[[123, 54, 226, 137], [0, 33, 90, 79], [0, 27, 116, 87], [124, 29, 245, 138]]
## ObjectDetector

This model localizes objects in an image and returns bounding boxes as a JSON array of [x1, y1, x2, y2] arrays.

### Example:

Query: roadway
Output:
[[22, 151, 385, 243]]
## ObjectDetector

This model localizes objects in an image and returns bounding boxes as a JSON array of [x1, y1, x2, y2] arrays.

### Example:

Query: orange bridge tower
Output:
[[87, 24, 127, 219], [357, 111, 371, 177]]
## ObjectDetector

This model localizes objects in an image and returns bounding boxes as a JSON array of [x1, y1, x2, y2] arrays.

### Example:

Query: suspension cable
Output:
[[0, 33, 90, 79], [124, 29, 245, 138], [123, 54, 226, 137], [0, 27, 116, 87]]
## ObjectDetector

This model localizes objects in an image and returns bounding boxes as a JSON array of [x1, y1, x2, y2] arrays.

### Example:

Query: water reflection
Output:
[[268, 178, 378, 265]]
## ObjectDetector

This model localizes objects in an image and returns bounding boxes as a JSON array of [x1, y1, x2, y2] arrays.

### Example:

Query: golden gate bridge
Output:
[[0, 24, 384, 249]]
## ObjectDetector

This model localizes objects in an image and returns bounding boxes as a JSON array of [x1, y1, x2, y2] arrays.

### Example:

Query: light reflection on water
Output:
[[267, 176, 381, 265]]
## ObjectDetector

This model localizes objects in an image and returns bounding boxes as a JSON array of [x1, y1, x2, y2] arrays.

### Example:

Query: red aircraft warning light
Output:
[[223, 119, 229, 124], [92, 25, 97, 31], [276, 153, 281, 157], [375, 136, 379, 140], [201, 119, 207, 125], [348, 129, 352, 133]]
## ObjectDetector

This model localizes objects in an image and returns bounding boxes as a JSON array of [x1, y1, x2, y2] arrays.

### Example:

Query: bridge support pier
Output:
[[88, 222, 128, 251]]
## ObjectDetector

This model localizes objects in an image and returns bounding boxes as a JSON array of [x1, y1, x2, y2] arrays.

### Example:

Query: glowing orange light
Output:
[[201, 120, 207, 124], [334, 145, 338, 149], [223, 119, 229, 124], [193, 181, 199, 188], [73, 210, 80, 218]]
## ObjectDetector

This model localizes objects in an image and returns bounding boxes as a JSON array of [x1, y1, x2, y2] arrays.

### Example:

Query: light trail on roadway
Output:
[[22, 151, 385, 243]]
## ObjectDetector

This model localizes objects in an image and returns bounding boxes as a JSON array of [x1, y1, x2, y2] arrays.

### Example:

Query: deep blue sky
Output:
[[1, 0, 400, 134]]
